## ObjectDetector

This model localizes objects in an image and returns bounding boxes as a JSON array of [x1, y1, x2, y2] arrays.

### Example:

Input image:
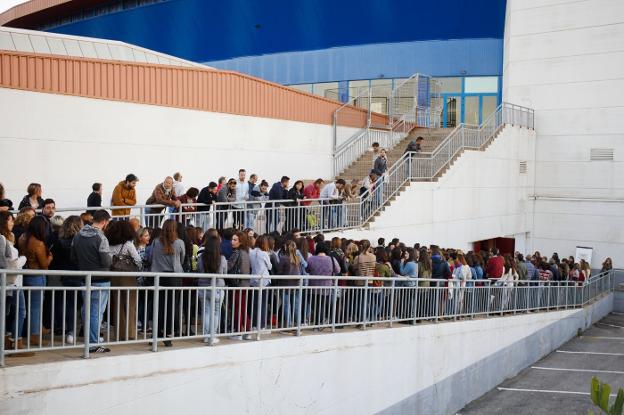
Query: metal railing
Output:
[[28, 103, 535, 235], [0, 268, 614, 364]]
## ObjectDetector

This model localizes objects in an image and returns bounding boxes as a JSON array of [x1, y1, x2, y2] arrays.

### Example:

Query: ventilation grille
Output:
[[519, 161, 528, 174], [590, 148, 614, 161]]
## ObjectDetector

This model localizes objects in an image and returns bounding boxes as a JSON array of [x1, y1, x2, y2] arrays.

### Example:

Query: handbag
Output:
[[111, 242, 139, 272]]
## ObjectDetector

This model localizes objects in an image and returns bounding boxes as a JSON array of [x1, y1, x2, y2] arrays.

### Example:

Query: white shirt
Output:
[[234, 180, 249, 208], [320, 182, 340, 200], [173, 180, 185, 198], [250, 248, 272, 286]]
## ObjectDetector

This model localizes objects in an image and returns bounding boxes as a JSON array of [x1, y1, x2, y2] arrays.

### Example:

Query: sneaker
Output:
[[228, 335, 243, 341], [203, 337, 220, 345], [243, 334, 255, 340], [163, 340, 173, 347], [66, 334, 75, 344], [89, 346, 111, 353]]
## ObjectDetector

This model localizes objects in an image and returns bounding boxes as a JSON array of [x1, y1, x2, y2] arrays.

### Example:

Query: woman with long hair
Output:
[[150, 219, 185, 346], [249, 235, 272, 335], [227, 230, 251, 339], [18, 216, 52, 345], [1, 211, 28, 350], [285, 180, 304, 232], [53, 215, 82, 344], [306, 242, 340, 327], [197, 235, 227, 344], [276, 240, 302, 328], [106, 220, 142, 341], [18, 183, 44, 210], [13, 207, 35, 243]]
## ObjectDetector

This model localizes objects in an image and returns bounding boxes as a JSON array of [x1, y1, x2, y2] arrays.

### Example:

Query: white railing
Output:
[[0, 268, 614, 364], [25, 103, 534, 235], [358, 102, 534, 222]]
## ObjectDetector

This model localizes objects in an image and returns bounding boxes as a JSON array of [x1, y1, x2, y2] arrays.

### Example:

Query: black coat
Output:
[[18, 195, 44, 210], [197, 186, 217, 211], [87, 192, 102, 215], [269, 183, 288, 205]]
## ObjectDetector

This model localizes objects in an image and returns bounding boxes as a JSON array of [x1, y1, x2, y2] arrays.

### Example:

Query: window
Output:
[[435, 77, 462, 93], [464, 77, 498, 94]]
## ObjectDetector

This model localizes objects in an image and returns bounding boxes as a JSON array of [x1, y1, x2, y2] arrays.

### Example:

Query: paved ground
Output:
[[460, 312, 624, 415]]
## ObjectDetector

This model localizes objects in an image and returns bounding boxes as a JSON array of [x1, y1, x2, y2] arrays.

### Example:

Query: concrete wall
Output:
[[337, 125, 535, 250], [0, 88, 345, 208], [0, 295, 612, 415], [503, 0, 624, 267]]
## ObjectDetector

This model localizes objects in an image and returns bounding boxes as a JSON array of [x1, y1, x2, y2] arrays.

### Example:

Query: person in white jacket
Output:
[[500, 255, 519, 310], [249, 235, 272, 337], [453, 253, 472, 315]]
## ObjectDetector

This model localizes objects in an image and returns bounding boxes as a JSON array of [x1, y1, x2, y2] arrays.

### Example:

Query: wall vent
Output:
[[590, 148, 614, 161], [519, 161, 528, 174]]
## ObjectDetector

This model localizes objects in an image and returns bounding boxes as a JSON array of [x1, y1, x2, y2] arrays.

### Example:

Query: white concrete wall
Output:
[[337, 125, 535, 249], [503, 0, 624, 267], [0, 88, 344, 208], [0, 295, 612, 415]]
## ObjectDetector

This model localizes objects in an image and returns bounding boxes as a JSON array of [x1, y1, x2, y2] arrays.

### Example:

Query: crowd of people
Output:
[[0, 196, 614, 355]]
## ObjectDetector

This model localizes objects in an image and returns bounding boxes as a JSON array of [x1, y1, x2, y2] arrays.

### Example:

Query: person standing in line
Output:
[[50, 215, 82, 344], [306, 242, 340, 326], [149, 219, 185, 346], [70, 209, 112, 353], [246, 174, 259, 228], [249, 235, 272, 336], [18, 183, 45, 211], [0, 183, 14, 212], [233, 169, 250, 230], [145, 177, 181, 226], [285, 180, 305, 233], [197, 235, 227, 344], [268, 176, 290, 233], [177, 187, 200, 225], [18, 216, 53, 346], [0, 211, 28, 351], [227, 230, 251, 340], [197, 181, 219, 229], [277, 240, 303, 328], [106, 220, 143, 341], [373, 148, 388, 207], [248, 180, 269, 233], [319, 179, 345, 229], [39, 198, 57, 248], [486, 248, 504, 279], [111, 174, 138, 219], [87, 183, 103, 216], [371, 142, 381, 166], [216, 179, 237, 230]]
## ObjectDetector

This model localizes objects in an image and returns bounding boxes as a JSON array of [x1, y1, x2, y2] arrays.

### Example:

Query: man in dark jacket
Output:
[[87, 183, 102, 215], [71, 209, 112, 353], [267, 176, 289, 233], [216, 179, 236, 230], [197, 182, 218, 228], [431, 249, 451, 288]]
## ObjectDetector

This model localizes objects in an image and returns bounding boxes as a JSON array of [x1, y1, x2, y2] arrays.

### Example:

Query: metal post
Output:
[[434, 286, 440, 322], [210, 276, 217, 345], [83, 274, 91, 359], [362, 278, 369, 328], [388, 280, 395, 327], [152, 275, 160, 352], [256, 280, 263, 341], [296, 277, 303, 336], [0, 272, 6, 367], [331, 277, 338, 333], [486, 283, 491, 316]]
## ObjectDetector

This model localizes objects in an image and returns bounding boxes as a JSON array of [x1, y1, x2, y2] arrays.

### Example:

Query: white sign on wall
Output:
[[575, 246, 593, 265]]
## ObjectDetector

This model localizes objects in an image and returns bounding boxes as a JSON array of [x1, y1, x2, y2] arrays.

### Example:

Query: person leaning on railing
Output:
[[111, 174, 138, 217]]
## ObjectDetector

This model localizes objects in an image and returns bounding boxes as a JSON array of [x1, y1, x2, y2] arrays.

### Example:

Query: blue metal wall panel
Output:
[[204, 38, 503, 84], [47, 0, 506, 63]]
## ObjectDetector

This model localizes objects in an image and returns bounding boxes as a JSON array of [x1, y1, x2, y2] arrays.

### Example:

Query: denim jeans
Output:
[[199, 288, 224, 336], [6, 289, 26, 339], [62, 280, 83, 335], [281, 290, 302, 328], [23, 275, 46, 335], [246, 211, 257, 230], [82, 281, 110, 344]]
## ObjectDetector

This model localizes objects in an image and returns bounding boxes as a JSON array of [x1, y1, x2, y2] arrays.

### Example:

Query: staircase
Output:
[[336, 127, 452, 182]]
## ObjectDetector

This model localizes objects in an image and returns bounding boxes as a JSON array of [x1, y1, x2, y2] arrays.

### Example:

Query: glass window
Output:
[[464, 77, 498, 94], [348, 80, 369, 100], [435, 77, 462, 93], [464, 96, 480, 125], [289, 84, 312, 94], [482, 96, 498, 122], [313, 82, 339, 99]]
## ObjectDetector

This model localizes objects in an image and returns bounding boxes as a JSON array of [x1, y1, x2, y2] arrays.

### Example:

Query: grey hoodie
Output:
[[71, 225, 111, 282]]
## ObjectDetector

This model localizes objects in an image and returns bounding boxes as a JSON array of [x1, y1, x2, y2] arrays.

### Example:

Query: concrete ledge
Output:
[[0, 295, 613, 415]]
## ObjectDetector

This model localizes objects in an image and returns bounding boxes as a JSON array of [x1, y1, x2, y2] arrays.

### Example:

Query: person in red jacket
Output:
[[302, 178, 324, 206], [486, 248, 505, 279]]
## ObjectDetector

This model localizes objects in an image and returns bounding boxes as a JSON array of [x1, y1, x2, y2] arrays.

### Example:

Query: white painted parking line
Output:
[[531, 366, 624, 375], [497, 387, 618, 397], [581, 336, 624, 340], [597, 322, 624, 329], [557, 350, 624, 356]]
